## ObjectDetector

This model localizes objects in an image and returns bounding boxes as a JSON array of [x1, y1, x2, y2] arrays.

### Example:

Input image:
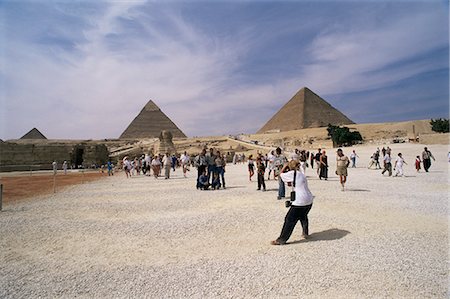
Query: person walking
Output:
[[422, 147, 435, 172], [52, 161, 57, 175], [336, 149, 350, 191], [274, 147, 288, 200], [393, 153, 407, 177], [107, 160, 114, 176], [123, 156, 131, 178], [62, 161, 68, 175], [271, 160, 314, 245], [151, 155, 161, 179], [319, 150, 328, 180], [415, 156, 421, 172], [162, 153, 172, 179], [267, 150, 276, 180], [180, 151, 190, 178], [256, 156, 266, 191], [350, 150, 359, 168], [314, 149, 322, 175], [382, 152, 392, 177], [248, 154, 255, 181]]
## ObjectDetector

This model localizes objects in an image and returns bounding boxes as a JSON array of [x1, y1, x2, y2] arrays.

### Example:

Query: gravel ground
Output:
[[1, 143, 448, 298]]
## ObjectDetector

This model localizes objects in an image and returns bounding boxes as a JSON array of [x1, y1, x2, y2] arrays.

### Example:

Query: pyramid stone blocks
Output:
[[257, 87, 354, 133], [120, 100, 187, 139]]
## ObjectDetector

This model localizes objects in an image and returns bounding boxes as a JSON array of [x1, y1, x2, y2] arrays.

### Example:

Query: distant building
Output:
[[257, 87, 354, 134], [120, 100, 186, 139], [20, 128, 47, 139]]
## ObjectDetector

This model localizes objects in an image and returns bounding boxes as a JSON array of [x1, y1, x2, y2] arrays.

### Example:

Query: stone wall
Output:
[[0, 141, 109, 172]]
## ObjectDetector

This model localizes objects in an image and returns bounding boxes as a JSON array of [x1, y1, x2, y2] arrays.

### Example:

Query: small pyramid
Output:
[[20, 128, 47, 139], [120, 100, 187, 139], [257, 87, 354, 133]]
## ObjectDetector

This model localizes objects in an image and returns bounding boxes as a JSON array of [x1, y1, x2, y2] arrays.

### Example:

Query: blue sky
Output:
[[0, 0, 448, 139]]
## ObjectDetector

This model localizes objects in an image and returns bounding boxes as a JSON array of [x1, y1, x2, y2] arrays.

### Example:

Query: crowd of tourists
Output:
[[118, 144, 439, 246]]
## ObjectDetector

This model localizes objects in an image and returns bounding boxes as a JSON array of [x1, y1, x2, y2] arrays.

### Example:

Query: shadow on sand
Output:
[[346, 188, 370, 192], [289, 228, 350, 245]]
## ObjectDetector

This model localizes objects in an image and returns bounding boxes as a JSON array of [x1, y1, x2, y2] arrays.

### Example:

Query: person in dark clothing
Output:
[[256, 156, 266, 191], [319, 150, 328, 180]]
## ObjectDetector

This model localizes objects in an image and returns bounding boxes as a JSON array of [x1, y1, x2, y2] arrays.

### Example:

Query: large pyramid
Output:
[[257, 87, 354, 133], [120, 100, 187, 139], [20, 128, 47, 139]]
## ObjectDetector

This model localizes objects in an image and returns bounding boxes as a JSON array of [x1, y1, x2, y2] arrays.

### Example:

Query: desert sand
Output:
[[0, 143, 448, 298]]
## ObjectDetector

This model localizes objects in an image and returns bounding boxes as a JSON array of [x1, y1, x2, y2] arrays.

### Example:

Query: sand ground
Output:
[[0, 143, 448, 298]]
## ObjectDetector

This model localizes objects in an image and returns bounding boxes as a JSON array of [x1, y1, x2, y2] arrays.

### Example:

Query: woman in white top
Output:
[[394, 153, 407, 177], [271, 160, 314, 245], [151, 155, 161, 179]]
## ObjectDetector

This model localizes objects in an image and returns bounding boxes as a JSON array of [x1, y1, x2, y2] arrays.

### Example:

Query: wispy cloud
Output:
[[0, 1, 448, 139]]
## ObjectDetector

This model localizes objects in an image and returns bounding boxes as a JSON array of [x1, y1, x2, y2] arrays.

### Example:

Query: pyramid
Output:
[[120, 100, 187, 139], [20, 128, 47, 139], [257, 87, 354, 133]]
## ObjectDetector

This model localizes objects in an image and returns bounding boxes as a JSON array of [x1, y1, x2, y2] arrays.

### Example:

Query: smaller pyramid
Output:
[[257, 87, 354, 133], [20, 128, 47, 139], [120, 100, 187, 139]]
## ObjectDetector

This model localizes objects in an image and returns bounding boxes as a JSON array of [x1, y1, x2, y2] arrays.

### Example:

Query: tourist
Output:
[[415, 156, 421, 172], [52, 161, 57, 175], [256, 156, 266, 191], [267, 150, 275, 180], [274, 147, 288, 200], [198, 170, 210, 190], [107, 160, 114, 176], [314, 149, 322, 175], [336, 149, 350, 191], [211, 172, 221, 190], [206, 148, 216, 184], [309, 150, 315, 170], [248, 154, 255, 181], [299, 150, 307, 175], [290, 149, 299, 161], [195, 149, 208, 189], [381, 152, 392, 177], [171, 154, 177, 172], [393, 153, 407, 177], [350, 150, 359, 168], [151, 155, 161, 179], [62, 160, 68, 175], [180, 151, 190, 178], [162, 153, 172, 179], [123, 156, 131, 178], [422, 147, 435, 172], [214, 151, 226, 189], [144, 154, 151, 176], [319, 150, 328, 180], [271, 160, 314, 245], [232, 153, 238, 165]]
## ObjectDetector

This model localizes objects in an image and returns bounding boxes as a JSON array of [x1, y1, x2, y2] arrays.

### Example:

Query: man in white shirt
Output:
[[267, 150, 276, 180], [162, 153, 172, 179], [271, 160, 314, 245], [180, 151, 190, 178]]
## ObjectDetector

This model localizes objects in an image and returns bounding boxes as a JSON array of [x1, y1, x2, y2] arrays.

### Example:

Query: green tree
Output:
[[430, 118, 449, 133], [327, 124, 363, 147]]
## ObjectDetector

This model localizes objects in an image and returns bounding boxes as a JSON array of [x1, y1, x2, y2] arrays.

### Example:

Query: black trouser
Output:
[[423, 159, 431, 172], [257, 173, 266, 190], [277, 204, 312, 243]]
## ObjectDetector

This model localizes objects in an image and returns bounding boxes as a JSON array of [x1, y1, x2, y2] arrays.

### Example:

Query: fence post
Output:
[[53, 173, 56, 194], [0, 184, 3, 211]]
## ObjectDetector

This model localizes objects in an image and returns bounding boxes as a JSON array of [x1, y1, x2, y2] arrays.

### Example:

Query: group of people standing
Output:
[[194, 148, 227, 190], [122, 151, 192, 179]]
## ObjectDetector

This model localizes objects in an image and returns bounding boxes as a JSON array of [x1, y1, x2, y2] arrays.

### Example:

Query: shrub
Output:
[[430, 118, 449, 133], [327, 124, 363, 147]]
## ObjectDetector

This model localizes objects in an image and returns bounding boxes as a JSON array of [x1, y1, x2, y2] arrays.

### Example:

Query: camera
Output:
[[285, 191, 296, 208]]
